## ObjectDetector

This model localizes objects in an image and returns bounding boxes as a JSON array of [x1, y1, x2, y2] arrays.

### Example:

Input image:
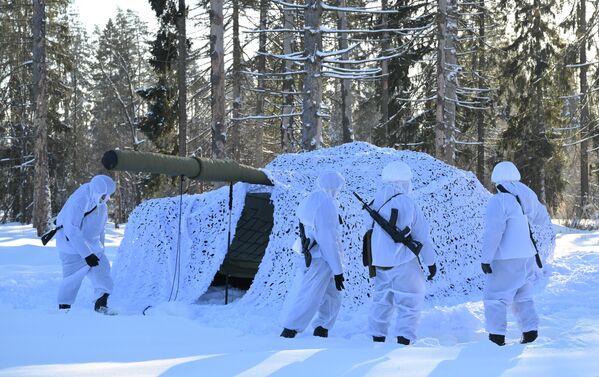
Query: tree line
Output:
[[0, 0, 598, 233]]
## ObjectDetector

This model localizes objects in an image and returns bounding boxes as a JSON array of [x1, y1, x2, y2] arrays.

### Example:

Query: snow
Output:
[[0, 222, 598, 376]]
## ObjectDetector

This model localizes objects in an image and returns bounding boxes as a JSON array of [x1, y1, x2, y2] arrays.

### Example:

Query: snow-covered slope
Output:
[[112, 142, 555, 311]]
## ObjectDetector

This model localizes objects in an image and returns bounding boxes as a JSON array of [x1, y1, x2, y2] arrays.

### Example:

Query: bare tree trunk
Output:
[[177, 0, 187, 157], [380, 0, 390, 145], [210, 0, 226, 159], [32, 0, 50, 235], [115, 171, 122, 228], [301, 0, 323, 150], [476, 0, 486, 186], [280, 7, 295, 153], [579, 0, 590, 217], [534, 81, 547, 204], [435, 0, 457, 164], [231, 0, 242, 161], [337, 0, 353, 144], [255, 0, 268, 166]]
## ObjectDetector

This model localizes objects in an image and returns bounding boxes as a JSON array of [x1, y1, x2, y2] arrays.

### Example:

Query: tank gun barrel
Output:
[[101, 150, 273, 186]]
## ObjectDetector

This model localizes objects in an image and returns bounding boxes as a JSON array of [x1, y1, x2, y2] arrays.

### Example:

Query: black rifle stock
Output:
[[353, 192, 423, 256]]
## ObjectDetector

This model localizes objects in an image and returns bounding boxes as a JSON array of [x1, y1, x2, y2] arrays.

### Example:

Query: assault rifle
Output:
[[353, 192, 422, 257], [298, 222, 316, 268]]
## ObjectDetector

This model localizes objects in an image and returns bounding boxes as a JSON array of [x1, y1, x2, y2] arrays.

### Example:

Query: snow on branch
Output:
[[19, 158, 35, 168], [321, 2, 397, 14], [317, 44, 358, 58], [272, 0, 307, 8], [324, 51, 404, 64], [394, 141, 425, 147], [231, 112, 303, 121], [320, 24, 433, 34], [257, 51, 307, 62], [559, 93, 583, 99], [321, 72, 386, 80], [396, 95, 437, 103], [456, 86, 493, 93], [241, 70, 306, 77], [243, 28, 303, 34], [565, 61, 599, 68], [0, 60, 34, 85], [454, 140, 483, 145], [455, 103, 491, 110], [322, 64, 380, 74], [562, 132, 599, 147]]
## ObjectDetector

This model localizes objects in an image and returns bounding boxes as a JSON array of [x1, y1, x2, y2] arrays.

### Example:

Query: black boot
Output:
[[373, 336, 386, 343], [521, 330, 538, 344], [489, 333, 506, 346], [313, 326, 328, 338], [58, 304, 71, 310], [94, 293, 109, 312], [397, 336, 410, 345], [280, 328, 297, 338]]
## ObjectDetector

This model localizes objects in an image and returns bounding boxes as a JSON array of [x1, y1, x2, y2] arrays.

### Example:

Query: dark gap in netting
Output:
[[209, 192, 274, 293]]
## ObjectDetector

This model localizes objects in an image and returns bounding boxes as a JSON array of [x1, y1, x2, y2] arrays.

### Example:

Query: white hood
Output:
[[55, 175, 114, 257]]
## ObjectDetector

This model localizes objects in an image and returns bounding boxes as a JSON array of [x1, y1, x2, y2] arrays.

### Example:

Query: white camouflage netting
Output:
[[111, 142, 555, 311]]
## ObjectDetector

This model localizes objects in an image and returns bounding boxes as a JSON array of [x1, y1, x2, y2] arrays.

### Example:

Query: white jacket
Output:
[[56, 176, 114, 258], [481, 181, 549, 263], [297, 190, 344, 275], [367, 183, 435, 268]]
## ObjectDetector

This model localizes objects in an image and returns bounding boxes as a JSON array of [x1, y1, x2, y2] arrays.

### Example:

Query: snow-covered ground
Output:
[[0, 222, 598, 377]]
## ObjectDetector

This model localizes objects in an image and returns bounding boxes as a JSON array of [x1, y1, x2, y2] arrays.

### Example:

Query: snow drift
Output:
[[111, 142, 555, 311]]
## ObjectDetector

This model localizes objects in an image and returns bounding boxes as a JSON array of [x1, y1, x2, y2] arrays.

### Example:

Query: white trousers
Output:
[[57, 252, 113, 305], [368, 258, 425, 341], [483, 257, 539, 335], [282, 258, 342, 332]]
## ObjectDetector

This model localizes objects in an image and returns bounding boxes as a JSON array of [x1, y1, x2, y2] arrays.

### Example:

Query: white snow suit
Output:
[[282, 171, 345, 332], [367, 182, 436, 342], [56, 175, 115, 305], [482, 180, 549, 335]]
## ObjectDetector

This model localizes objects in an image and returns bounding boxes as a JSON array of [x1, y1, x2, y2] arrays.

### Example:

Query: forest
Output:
[[0, 0, 598, 234]]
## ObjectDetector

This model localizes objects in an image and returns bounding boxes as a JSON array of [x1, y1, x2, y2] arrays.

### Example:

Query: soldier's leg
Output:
[[57, 253, 89, 307], [513, 258, 539, 336], [368, 268, 395, 339], [312, 272, 342, 332], [483, 259, 523, 336], [391, 259, 425, 343], [88, 253, 113, 299], [282, 258, 331, 332]]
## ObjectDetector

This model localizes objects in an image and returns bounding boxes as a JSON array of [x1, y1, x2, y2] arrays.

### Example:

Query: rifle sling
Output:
[[369, 193, 402, 229], [42, 205, 98, 244], [496, 184, 543, 268]]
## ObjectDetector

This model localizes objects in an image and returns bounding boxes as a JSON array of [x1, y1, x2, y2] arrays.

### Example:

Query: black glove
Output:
[[427, 263, 437, 281], [85, 253, 100, 267], [481, 263, 492, 274], [334, 274, 345, 291]]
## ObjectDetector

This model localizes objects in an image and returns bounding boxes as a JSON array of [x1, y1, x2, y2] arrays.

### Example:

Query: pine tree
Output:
[[32, 0, 51, 235], [138, 0, 180, 155], [496, 0, 567, 208]]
